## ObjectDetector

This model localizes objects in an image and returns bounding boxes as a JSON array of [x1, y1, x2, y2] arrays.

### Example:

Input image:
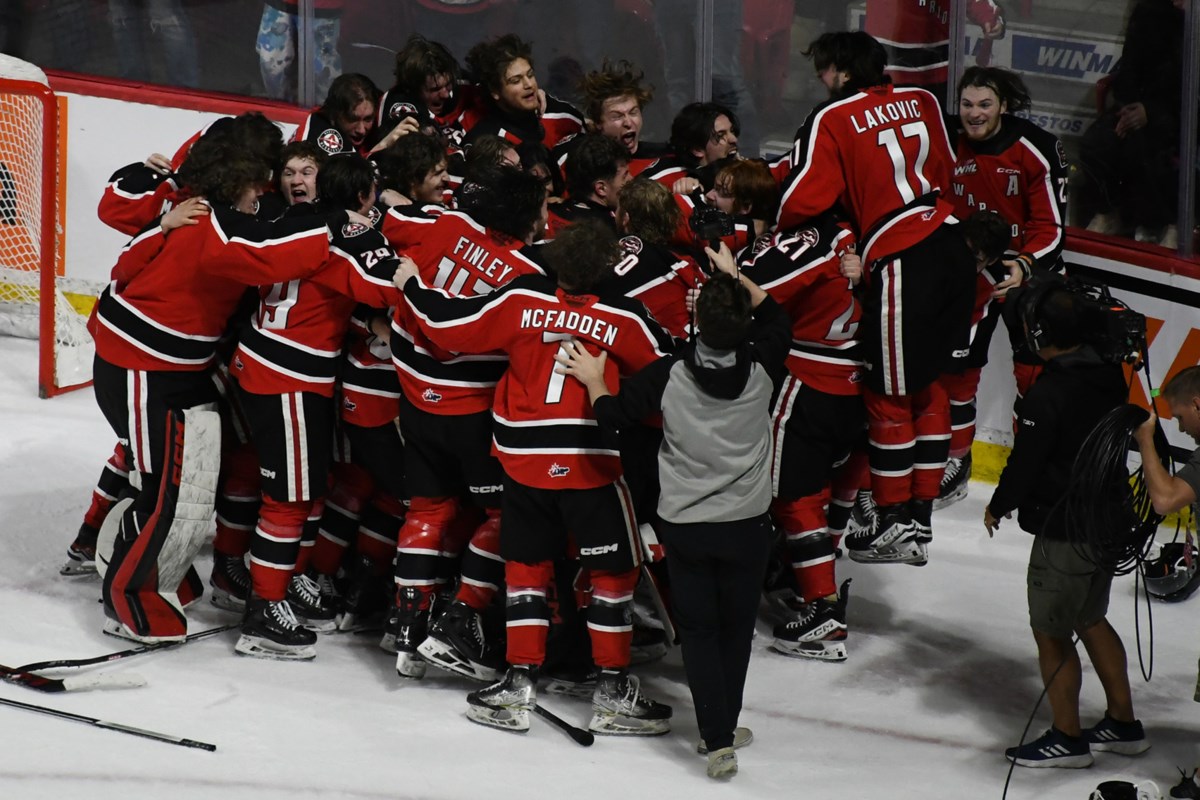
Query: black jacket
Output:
[[988, 346, 1128, 538]]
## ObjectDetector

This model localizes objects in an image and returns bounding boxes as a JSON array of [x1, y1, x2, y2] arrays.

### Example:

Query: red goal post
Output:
[[0, 54, 87, 398]]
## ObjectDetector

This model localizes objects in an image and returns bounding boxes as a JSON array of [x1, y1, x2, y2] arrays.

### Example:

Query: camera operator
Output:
[[1132, 366, 1200, 799], [984, 282, 1148, 768]]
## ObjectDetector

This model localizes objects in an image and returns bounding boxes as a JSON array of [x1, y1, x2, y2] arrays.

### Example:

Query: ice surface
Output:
[[0, 337, 1196, 799]]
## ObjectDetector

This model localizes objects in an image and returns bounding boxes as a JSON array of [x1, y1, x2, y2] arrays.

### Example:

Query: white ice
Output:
[[0, 336, 1197, 800]]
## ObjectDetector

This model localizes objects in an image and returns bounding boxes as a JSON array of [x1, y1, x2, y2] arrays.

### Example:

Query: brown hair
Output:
[[713, 160, 779, 220], [578, 60, 654, 124], [617, 178, 680, 246]]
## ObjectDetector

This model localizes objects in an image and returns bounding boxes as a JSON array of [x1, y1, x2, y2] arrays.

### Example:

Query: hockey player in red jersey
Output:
[[92, 142, 354, 645], [545, 133, 631, 238], [229, 154, 404, 660], [395, 220, 675, 736], [462, 34, 583, 152], [939, 66, 1069, 508], [385, 167, 548, 681], [739, 213, 865, 659], [378, 34, 483, 152], [778, 31, 976, 564]]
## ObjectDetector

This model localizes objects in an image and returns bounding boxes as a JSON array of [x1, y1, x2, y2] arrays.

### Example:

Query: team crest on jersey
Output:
[[849, 370, 863, 384], [342, 397, 357, 412], [422, 388, 443, 403], [751, 234, 773, 255], [921, 210, 937, 221], [233, 356, 244, 371], [366, 205, 383, 226], [342, 221, 369, 237], [797, 228, 820, 249], [389, 101, 419, 120], [1055, 139, 1068, 168], [548, 463, 571, 478], [317, 128, 344, 154], [619, 235, 644, 255]]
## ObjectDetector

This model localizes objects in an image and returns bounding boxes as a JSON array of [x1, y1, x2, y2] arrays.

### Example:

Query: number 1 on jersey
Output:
[[877, 122, 931, 204]]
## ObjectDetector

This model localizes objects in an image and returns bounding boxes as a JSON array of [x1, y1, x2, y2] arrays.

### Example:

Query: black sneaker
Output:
[[209, 552, 251, 613], [1084, 714, 1150, 755], [382, 587, 429, 679], [466, 665, 537, 732], [60, 524, 99, 576], [286, 573, 338, 633], [1170, 770, 1200, 799], [770, 578, 850, 662], [1004, 727, 1093, 768], [235, 597, 317, 660], [934, 452, 971, 510], [589, 669, 672, 736], [417, 600, 505, 683]]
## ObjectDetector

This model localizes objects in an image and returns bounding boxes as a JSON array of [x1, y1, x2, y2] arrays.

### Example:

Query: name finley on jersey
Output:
[[452, 237, 517, 283]]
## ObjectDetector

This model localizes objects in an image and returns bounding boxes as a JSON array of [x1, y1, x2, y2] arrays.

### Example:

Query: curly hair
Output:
[[578, 60, 654, 124], [544, 219, 621, 292], [466, 33, 535, 96], [957, 66, 1032, 113], [392, 34, 459, 95], [617, 178, 681, 246], [183, 151, 271, 208], [372, 132, 445, 197]]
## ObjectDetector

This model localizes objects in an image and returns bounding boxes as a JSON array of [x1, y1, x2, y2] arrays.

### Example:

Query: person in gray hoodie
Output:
[[555, 242, 790, 779]]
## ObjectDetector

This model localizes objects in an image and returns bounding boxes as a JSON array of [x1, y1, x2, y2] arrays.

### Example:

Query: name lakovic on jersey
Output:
[[849, 99, 924, 134], [453, 237, 518, 282], [520, 307, 619, 346]]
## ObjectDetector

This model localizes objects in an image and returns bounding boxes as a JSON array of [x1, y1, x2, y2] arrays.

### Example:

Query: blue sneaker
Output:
[[1085, 714, 1150, 755], [1005, 727, 1093, 768]]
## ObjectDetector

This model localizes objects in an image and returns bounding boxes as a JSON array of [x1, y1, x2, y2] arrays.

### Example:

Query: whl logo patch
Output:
[[548, 463, 570, 478]]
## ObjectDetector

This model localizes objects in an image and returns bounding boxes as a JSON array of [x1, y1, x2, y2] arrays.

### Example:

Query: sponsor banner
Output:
[[1012, 102, 1096, 138]]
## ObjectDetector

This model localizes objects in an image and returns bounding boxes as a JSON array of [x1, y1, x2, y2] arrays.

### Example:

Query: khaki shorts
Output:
[[1027, 536, 1112, 638]]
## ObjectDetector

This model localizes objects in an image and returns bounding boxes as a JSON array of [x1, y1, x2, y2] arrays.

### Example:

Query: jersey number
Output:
[[877, 123, 931, 204], [825, 299, 859, 342], [542, 332, 574, 404], [260, 280, 300, 330], [432, 256, 494, 297]]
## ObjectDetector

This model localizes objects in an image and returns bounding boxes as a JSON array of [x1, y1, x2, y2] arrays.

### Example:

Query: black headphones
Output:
[[1016, 273, 1067, 353]]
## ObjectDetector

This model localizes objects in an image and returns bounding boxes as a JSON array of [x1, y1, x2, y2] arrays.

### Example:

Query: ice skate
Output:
[[909, 498, 933, 545], [771, 579, 850, 662], [60, 524, 98, 576], [209, 552, 251, 613], [334, 553, 388, 632], [235, 597, 317, 661], [588, 669, 672, 736], [381, 587, 428, 679], [102, 617, 186, 645], [934, 452, 971, 510], [846, 503, 919, 560], [417, 600, 505, 683], [286, 573, 338, 633], [465, 665, 536, 732], [543, 665, 599, 700]]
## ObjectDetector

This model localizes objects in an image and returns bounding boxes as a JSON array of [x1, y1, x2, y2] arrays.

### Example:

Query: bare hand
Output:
[[161, 196, 209, 233], [369, 116, 421, 155], [1115, 103, 1148, 138], [685, 286, 700, 316], [553, 339, 607, 389], [992, 259, 1025, 298], [1135, 410, 1159, 445], [839, 246, 863, 286], [537, 88, 547, 118], [672, 177, 701, 195], [704, 242, 738, 279], [981, 18, 1005, 39], [144, 152, 172, 175], [393, 256, 420, 289], [984, 506, 1009, 537], [379, 188, 412, 208]]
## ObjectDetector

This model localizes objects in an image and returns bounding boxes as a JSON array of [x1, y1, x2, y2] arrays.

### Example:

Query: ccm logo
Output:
[[469, 485, 503, 494], [579, 543, 619, 556], [259, 467, 277, 479]]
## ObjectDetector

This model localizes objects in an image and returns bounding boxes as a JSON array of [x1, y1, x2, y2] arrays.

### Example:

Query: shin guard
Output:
[[505, 560, 554, 666]]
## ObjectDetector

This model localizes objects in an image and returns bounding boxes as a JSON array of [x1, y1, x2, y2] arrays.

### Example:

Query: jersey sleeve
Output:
[[97, 163, 177, 236], [204, 209, 336, 286], [777, 108, 846, 231], [309, 231, 403, 309], [396, 272, 518, 355], [1019, 135, 1068, 272], [109, 222, 169, 286]]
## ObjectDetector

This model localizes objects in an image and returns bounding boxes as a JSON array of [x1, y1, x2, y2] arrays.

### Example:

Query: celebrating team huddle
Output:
[[63, 24, 1067, 779]]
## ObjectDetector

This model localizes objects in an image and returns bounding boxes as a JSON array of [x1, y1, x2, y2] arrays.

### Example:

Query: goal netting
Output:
[[0, 54, 99, 397]]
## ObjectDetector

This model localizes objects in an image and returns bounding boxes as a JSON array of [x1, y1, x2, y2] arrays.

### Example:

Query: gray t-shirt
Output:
[[1174, 446, 1200, 502]]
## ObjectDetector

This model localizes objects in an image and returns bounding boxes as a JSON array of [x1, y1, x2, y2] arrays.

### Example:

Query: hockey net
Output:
[[0, 54, 97, 397]]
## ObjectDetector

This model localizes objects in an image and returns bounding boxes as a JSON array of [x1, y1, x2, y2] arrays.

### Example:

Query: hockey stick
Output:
[[533, 703, 594, 747], [15, 623, 237, 673], [0, 665, 146, 694], [0, 696, 216, 751]]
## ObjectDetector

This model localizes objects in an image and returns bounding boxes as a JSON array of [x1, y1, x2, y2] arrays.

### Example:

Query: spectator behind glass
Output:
[[256, 0, 343, 104], [1078, 0, 1185, 249], [108, 0, 198, 87]]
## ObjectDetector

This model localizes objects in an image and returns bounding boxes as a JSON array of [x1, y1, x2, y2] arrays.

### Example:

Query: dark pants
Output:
[[660, 514, 773, 751]]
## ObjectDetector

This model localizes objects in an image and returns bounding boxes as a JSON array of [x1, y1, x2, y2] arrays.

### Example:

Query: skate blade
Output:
[[234, 634, 316, 661], [932, 484, 968, 511], [59, 558, 97, 577], [296, 616, 338, 634], [588, 712, 671, 736], [544, 679, 597, 700], [102, 618, 185, 645], [208, 587, 247, 614], [395, 651, 427, 679], [465, 702, 529, 732], [770, 638, 848, 662], [417, 637, 501, 683], [847, 545, 926, 566]]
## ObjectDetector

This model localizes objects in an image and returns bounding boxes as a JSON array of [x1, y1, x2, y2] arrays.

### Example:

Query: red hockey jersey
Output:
[[739, 218, 864, 396], [777, 84, 956, 264], [865, 0, 1005, 87], [463, 95, 584, 151], [399, 273, 674, 489], [231, 213, 401, 397], [951, 115, 1068, 271], [385, 208, 545, 415], [90, 206, 337, 373]]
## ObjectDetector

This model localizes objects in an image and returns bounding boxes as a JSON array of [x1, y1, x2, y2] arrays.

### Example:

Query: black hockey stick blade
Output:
[[0, 695, 216, 751], [534, 703, 594, 747], [16, 623, 237, 673]]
